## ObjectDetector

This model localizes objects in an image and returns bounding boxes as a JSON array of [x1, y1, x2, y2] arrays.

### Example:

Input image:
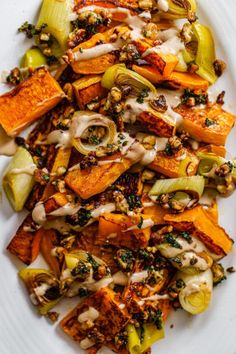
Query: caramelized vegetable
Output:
[[0, 68, 64, 136], [164, 205, 234, 256], [176, 104, 236, 145], [40, 228, 61, 277], [149, 147, 199, 178], [97, 213, 151, 249], [7, 215, 42, 265], [164, 72, 209, 91], [132, 60, 178, 83]]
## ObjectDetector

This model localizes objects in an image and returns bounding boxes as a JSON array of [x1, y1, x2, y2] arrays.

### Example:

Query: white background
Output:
[[0, 1, 236, 353]]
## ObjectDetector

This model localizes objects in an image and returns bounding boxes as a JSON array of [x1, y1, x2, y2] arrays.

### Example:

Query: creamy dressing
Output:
[[136, 133, 168, 165], [125, 140, 146, 163], [188, 138, 200, 150], [157, 0, 169, 12], [32, 202, 47, 225], [112, 271, 129, 286], [141, 294, 170, 303], [118, 303, 126, 309], [49, 203, 81, 217], [34, 283, 50, 297], [130, 270, 149, 283], [0, 127, 18, 156], [159, 235, 219, 260], [176, 152, 187, 161], [68, 162, 81, 171], [143, 36, 185, 57], [10, 164, 37, 176], [78, 307, 99, 323], [73, 40, 122, 62], [143, 201, 155, 207], [80, 338, 95, 350], [47, 130, 71, 148], [91, 203, 116, 218], [123, 98, 150, 124], [98, 158, 122, 166], [179, 252, 209, 271], [44, 219, 71, 233], [126, 218, 154, 231]]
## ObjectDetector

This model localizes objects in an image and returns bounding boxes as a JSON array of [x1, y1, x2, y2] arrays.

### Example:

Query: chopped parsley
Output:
[[164, 233, 182, 249], [89, 135, 102, 145], [127, 194, 142, 211], [137, 216, 144, 229], [181, 89, 208, 105], [176, 279, 186, 289], [66, 208, 91, 227], [71, 261, 90, 279], [164, 142, 173, 156], [18, 22, 47, 39], [152, 309, 163, 330], [205, 117, 216, 127], [136, 89, 149, 104], [180, 231, 192, 243]]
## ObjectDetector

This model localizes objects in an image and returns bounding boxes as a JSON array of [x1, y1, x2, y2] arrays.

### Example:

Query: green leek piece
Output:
[[101, 64, 156, 94], [192, 22, 217, 84], [161, 0, 197, 19], [19, 268, 61, 315], [37, 0, 72, 53], [126, 324, 141, 354], [149, 176, 205, 200], [177, 269, 213, 315], [182, 47, 196, 64], [140, 323, 164, 353], [175, 51, 188, 72], [2, 147, 35, 211], [197, 152, 226, 176], [21, 48, 47, 68]]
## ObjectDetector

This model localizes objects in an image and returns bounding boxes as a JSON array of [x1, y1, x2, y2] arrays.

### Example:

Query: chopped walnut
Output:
[[142, 23, 159, 40], [168, 136, 183, 153], [119, 44, 140, 63], [150, 95, 168, 113], [113, 190, 129, 213], [215, 162, 233, 177], [180, 23, 193, 43], [141, 169, 156, 182], [63, 83, 74, 103], [214, 59, 226, 77], [46, 311, 60, 322], [67, 28, 86, 48], [142, 135, 156, 150], [216, 91, 225, 105], [138, 0, 153, 10], [80, 155, 98, 170]]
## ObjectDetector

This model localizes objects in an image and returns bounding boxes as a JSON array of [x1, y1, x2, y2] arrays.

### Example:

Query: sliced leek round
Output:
[[101, 64, 156, 95], [177, 269, 213, 315], [71, 111, 117, 155], [149, 176, 205, 200], [21, 48, 47, 68], [2, 147, 36, 211]]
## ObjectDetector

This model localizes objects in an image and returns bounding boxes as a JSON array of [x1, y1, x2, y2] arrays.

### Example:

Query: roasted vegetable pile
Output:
[[1, 0, 236, 353]]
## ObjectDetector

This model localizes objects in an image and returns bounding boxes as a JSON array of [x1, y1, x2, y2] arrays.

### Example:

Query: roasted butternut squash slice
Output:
[[7, 215, 43, 265], [133, 40, 178, 76], [40, 228, 61, 277], [65, 153, 134, 199], [72, 75, 107, 109], [133, 60, 178, 83], [97, 213, 151, 249], [164, 72, 209, 91], [75, 0, 139, 11], [51, 147, 72, 175], [138, 109, 176, 137], [176, 104, 236, 145], [149, 147, 199, 178], [0, 68, 64, 136], [60, 287, 130, 343], [197, 144, 226, 158], [164, 205, 233, 256], [71, 53, 117, 74]]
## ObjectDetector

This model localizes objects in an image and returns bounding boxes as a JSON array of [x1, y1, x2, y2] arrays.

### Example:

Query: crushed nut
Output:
[[214, 59, 226, 77], [142, 23, 158, 40], [150, 95, 168, 113], [142, 169, 156, 182], [215, 162, 233, 177], [142, 135, 156, 150], [80, 155, 98, 170]]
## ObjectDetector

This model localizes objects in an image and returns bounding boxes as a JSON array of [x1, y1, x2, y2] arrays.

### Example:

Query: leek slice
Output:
[[192, 22, 217, 84], [149, 176, 205, 200], [21, 48, 47, 68], [71, 111, 117, 155], [177, 269, 213, 314], [126, 324, 141, 354], [101, 64, 156, 94], [197, 152, 226, 176], [140, 323, 164, 353], [19, 268, 61, 315], [161, 0, 197, 19], [2, 147, 35, 211], [37, 0, 72, 53]]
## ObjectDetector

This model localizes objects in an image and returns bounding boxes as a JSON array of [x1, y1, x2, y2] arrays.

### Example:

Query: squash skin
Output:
[[164, 205, 234, 256], [0, 68, 64, 137], [176, 104, 236, 145], [97, 213, 151, 249], [138, 110, 176, 138]]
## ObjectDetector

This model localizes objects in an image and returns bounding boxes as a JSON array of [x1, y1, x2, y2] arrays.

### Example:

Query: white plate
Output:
[[0, 1, 236, 354]]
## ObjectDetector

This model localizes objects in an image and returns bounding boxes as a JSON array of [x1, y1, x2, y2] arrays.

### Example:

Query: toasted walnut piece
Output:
[[142, 135, 156, 150], [142, 169, 156, 182], [113, 190, 129, 213], [216, 91, 225, 105], [168, 136, 183, 152], [138, 0, 153, 10], [68, 29, 86, 49], [211, 263, 226, 285], [180, 23, 193, 43], [80, 155, 98, 170], [227, 266, 236, 273], [110, 87, 122, 103], [215, 162, 233, 177], [188, 62, 199, 74], [150, 95, 168, 113], [142, 23, 158, 40], [46, 311, 60, 322], [217, 175, 235, 196], [214, 59, 226, 77], [63, 83, 74, 103], [169, 199, 185, 212]]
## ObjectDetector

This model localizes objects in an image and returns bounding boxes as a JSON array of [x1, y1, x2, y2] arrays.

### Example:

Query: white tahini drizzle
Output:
[[78, 307, 99, 323], [126, 218, 154, 231], [157, 0, 169, 12], [0, 128, 18, 156]]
